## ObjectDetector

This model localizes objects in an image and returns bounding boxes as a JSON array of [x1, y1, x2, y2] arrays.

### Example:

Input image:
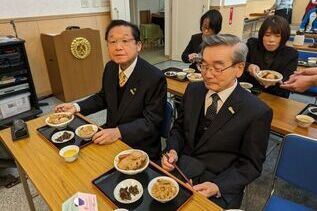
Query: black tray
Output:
[[92, 164, 193, 211], [37, 115, 98, 150], [298, 103, 317, 123], [163, 67, 187, 82]]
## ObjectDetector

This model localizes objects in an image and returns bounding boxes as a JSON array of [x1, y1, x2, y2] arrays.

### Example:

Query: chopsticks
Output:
[[163, 153, 193, 187]]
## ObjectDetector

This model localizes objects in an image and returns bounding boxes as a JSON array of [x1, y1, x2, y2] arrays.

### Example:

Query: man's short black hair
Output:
[[200, 9, 223, 34], [105, 20, 141, 42], [258, 15, 290, 48]]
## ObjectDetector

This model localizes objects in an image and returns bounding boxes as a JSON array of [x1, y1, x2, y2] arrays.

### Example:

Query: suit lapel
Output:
[[188, 83, 207, 147], [194, 85, 244, 150], [116, 59, 141, 122]]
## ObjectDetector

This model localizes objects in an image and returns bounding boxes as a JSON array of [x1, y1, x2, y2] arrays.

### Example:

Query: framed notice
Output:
[[223, 0, 247, 6]]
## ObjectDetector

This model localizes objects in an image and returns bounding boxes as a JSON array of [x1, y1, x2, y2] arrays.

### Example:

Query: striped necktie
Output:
[[205, 93, 220, 121], [119, 71, 127, 87]]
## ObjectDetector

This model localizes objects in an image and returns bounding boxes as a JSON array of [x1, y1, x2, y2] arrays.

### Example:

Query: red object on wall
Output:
[[229, 7, 233, 25]]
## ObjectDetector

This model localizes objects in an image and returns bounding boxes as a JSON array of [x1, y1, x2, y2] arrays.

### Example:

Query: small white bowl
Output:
[[239, 82, 253, 90], [307, 57, 317, 64], [45, 112, 74, 129], [182, 68, 195, 74], [295, 115, 315, 128], [59, 145, 80, 162], [113, 179, 143, 204], [187, 73, 203, 82], [148, 176, 179, 203], [114, 149, 149, 175], [308, 106, 317, 116], [176, 72, 187, 80], [256, 70, 283, 87], [51, 130, 74, 144], [75, 124, 98, 141]]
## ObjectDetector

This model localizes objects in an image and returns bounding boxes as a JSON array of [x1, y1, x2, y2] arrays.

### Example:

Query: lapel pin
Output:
[[228, 106, 235, 114], [130, 88, 136, 95]]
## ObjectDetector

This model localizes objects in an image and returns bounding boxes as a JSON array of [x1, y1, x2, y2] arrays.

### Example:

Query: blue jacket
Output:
[[300, 8, 317, 32]]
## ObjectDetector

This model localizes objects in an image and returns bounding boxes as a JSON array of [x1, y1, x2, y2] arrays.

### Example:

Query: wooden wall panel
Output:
[[0, 12, 110, 97]]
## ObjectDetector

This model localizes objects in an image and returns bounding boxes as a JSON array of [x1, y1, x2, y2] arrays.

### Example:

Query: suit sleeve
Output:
[[77, 65, 108, 115], [166, 85, 191, 154], [212, 107, 273, 197], [182, 35, 195, 63], [117, 75, 167, 145]]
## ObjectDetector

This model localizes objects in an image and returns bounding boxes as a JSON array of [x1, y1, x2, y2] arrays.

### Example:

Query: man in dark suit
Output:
[[161, 34, 273, 209], [55, 20, 167, 160]]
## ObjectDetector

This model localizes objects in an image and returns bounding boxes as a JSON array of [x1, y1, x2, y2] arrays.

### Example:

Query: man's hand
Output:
[[92, 127, 121, 145], [161, 149, 178, 172], [54, 103, 77, 114], [281, 68, 317, 92], [193, 182, 220, 198], [248, 64, 260, 77], [188, 53, 199, 63]]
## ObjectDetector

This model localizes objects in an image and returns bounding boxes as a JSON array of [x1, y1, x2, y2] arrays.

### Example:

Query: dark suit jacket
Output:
[[78, 57, 167, 159], [240, 37, 298, 98], [166, 82, 273, 206], [181, 33, 203, 71]]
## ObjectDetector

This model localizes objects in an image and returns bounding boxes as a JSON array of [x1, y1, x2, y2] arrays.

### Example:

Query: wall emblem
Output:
[[70, 37, 91, 59]]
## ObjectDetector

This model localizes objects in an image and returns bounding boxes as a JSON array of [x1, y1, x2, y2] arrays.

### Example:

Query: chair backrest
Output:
[[160, 101, 173, 139], [275, 134, 317, 195], [298, 50, 317, 61]]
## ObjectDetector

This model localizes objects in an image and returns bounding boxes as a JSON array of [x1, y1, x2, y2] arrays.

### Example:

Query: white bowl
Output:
[[164, 71, 176, 77], [148, 176, 179, 203], [239, 82, 253, 90], [51, 130, 74, 144], [187, 73, 203, 82], [75, 124, 98, 141], [113, 179, 143, 204], [256, 70, 283, 87], [176, 72, 187, 80], [45, 112, 74, 129], [182, 68, 195, 74], [308, 106, 317, 116], [114, 149, 149, 175], [295, 115, 315, 128], [59, 145, 80, 162]]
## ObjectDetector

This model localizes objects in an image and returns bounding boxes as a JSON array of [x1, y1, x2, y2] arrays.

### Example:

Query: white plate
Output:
[[113, 179, 143, 204], [114, 149, 149, 175], [164, 71, 177, 77], [308, 106, 317, 116], [51, 130, 74, 143], [239, 82, 253, 90], [187, 73, 203, 82]]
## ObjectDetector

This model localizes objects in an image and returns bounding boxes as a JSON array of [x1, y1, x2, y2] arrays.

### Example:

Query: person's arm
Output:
[[117, 75, 167, 145], [281, 68, 317, 92], [182, 35, 196, 63], [210, 108, 273, 200]]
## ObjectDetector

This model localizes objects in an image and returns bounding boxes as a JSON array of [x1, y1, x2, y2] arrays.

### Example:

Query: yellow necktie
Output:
[[119, 71, 127, 87]]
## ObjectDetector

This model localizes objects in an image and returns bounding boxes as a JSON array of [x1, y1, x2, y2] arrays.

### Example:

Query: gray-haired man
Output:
[[161, 34, 273, 209]]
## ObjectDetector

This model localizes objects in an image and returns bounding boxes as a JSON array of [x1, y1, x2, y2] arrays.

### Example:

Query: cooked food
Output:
[[119, 185, 139, 200], [187, 73, 202, 80], [297, 116, 312, 123], [261, 72, 278, 80], [48, 113, 72, 124], [55, 131, 72, 142], [151, 179, 177, 200], [78, 125, 94, 137], [117, 151, 147, 170]]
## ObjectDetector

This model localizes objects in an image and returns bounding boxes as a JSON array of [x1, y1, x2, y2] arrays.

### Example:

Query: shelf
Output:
[[0, 69, 27, 78], [0, 89, 30, 100], [0, 78, 28, 89], [0, 108, 42, 129]]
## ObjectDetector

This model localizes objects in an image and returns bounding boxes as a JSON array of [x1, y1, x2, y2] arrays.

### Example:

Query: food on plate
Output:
[[63, 149, 78, 158], [47, 113, 72, 125], [164, 71, 176, 77], [119, 185, 140, 201], [117, 151, 147, 170], [78, 125, 95, 137], [151, 179, 177, 200], [55, 131, 72, 142], [187, 73, 203, 81], [261, 72, 278, 80]]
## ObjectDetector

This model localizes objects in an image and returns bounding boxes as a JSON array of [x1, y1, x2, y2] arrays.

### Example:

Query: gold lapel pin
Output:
[[228, 106, 235, 114], [130, 88, 136, 95]]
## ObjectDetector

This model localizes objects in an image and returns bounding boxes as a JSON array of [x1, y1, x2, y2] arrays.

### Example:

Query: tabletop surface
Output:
[[166, 77, 317, 138], [0, 114, 222, 211]]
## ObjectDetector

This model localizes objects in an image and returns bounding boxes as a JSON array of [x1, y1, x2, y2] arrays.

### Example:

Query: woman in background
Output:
[[181, 9, 222, 71], [240, 15, 298, 98]]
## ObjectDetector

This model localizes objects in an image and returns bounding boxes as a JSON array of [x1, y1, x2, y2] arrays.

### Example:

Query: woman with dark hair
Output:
[[240, 15, 298, 98], [181, 9, 222, 71]]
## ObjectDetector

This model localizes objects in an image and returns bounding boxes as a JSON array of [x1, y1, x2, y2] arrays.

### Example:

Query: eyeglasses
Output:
[[107, 38, 135, 46], [197, 62, 240, 75]]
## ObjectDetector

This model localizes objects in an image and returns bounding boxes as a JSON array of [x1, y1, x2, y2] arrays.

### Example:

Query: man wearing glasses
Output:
[[161, 34, 272, 209], [55, 20, 167, 160]]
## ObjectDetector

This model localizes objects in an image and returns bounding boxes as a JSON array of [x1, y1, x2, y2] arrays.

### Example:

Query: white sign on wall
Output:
[[223, 0, 247, 6]]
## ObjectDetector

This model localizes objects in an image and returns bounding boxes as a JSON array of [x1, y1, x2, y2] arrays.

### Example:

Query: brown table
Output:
[[0, 114, 222, 211], [166, 78, 317, 139], [286, 41, 317, 52]]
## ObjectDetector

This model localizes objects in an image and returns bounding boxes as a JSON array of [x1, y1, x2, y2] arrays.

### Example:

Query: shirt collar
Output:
[[119, 57, 138, 79], [206, 80, 237, 103]]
